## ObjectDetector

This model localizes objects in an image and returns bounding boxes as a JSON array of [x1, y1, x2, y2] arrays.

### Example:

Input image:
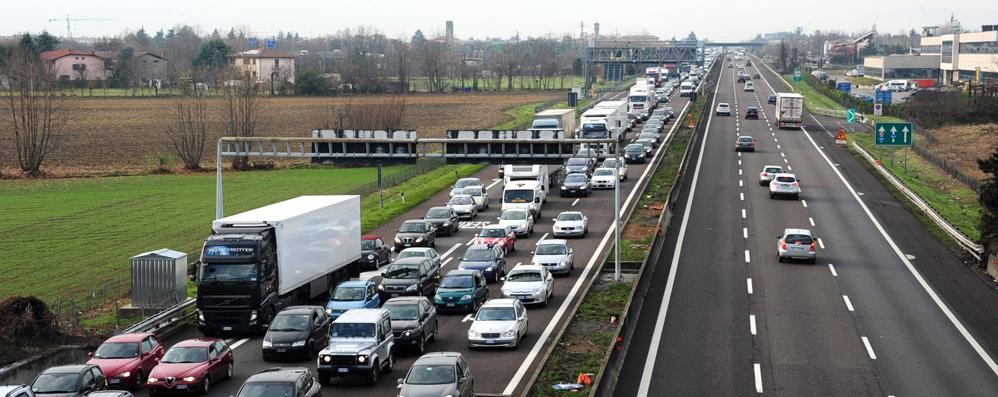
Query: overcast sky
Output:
[[6, 0, 995, 42]]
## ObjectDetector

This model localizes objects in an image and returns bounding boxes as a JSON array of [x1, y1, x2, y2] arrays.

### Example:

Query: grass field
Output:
[[782, 74, 847, 112]]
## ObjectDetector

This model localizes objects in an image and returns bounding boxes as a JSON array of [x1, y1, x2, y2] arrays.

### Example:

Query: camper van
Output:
[[679, 81, 696, 97]]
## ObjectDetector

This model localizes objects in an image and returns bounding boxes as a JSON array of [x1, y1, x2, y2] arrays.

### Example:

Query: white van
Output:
[[502, 180, 546, 217], [880, 80, 912, 92], [679, 81, 695, 97]]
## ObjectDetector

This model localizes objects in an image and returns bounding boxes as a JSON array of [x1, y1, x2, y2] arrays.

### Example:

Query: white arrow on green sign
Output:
[[874, 122, 913, 146]]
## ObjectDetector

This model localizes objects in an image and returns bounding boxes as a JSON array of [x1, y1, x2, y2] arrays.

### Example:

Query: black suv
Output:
[[380, 257, 440, 298], [767, 95, 777, 104], [234, 368, 320, 397], [262, 305, 331, 361], [745, 107, 759, 119], [394, 220, 437, 251], [425, 206, 460, 236]]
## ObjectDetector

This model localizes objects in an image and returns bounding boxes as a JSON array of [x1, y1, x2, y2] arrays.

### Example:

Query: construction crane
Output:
[[48, 15, 119, 40]]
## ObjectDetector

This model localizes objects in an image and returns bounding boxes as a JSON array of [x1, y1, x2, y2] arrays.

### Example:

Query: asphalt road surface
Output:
[[612, 55, 998, 396], [130, 91, 693, 397]]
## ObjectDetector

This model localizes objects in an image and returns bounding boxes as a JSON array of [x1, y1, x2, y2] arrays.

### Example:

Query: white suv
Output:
[[769, 173, 801, 200], [715, 103, 731, 116]]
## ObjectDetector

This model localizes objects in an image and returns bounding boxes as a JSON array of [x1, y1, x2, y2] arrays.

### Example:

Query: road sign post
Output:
[[873, 103, 883, 116], [874, 122, 914, 147], [793, 68, 802, 82], [846, 109, 856, 123]]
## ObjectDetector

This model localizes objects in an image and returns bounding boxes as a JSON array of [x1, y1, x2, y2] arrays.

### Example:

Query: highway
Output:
[[135, 91, 693, 397], [612, 54, 998, 396]]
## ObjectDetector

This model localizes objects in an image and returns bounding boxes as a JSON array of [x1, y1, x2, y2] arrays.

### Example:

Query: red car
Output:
[[87, 332, 164, 389], [147, 338, 234, 395], [475, 225, 517, 253]]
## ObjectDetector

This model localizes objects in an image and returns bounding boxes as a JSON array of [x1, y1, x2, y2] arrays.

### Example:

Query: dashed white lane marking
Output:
[[739, 180, 744, 187], [862, 337, 878, 360], [783, 158, 788, 163], [536, 233, 549, 244], [738, 152, 742, 157], [466, 238, 475, 246], [743, 227, 748, 238], [774, 138, 778, 143], [829, 263, 838, 277], [745, 250, 751, 263], [571, 199, 580, 206], [817, 238, 825, 249], [754, 363, 764, 393], [777, 144, 782, 150], [738, 159, 742, 166], [750, 314, 757, 335], [809, 217, 816, 227], [230, 338, 250, 350], [462, 314, 474, 322], [486, 179, 503, 191], [746, 278, 753, 294], [740, 192, 745, 201], [442, 257, 453, 266], [787, 165, 793, 171], [780, 152, 786, 158], [843, 295, 855, 312], [801, 199, 808, 208], [738, 169, 743, 176], [742, 209, 747, 219], [441, 243, 462, 259]]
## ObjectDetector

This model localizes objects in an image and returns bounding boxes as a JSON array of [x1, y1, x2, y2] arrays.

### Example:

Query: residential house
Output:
[[40, 49, 111, 81], [134, 52, 168, 87], [230, 48, 296, 84]]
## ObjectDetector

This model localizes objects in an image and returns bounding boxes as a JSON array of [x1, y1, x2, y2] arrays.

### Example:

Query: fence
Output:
[[909, 144, 982, 192], [341, 158, 447, 197]]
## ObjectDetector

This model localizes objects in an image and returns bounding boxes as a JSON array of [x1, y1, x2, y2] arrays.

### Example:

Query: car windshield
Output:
[[567, 158, 588, 166], [385, 264, 420, 279], [601, 159, 617, 168], [449, 196, 473, 205], [765, 167, 783, 173], [200, 263, 257, 282], [739, 137, 753, 142], [331, 322, 376, 338], [476, 307, 516, 321], [450, 187, 465, 195], [625, 146, 643, 153], [479, 228, 506, 238], [270, 314, 310, 332], [507, 271, 543, 282], [361, 240, 377, 250], [333, 286, 367, 301], [565, 174, 587, 183], [785, 234, 813, 244], [94, 342, 138, 359], [385, 304, 420, 321], [776, 176, 797, 183], [464, 187, 483, 196], [236, 382, 295, 397], [462, 249, 494, 261], [399, 222, 427, 233], [31, 373, 79, 393], [748, 107, 758, 112], [558, 213, 583, 221], [718, 104, 729, 108], [440, 275, 474, 288], [162, 347, 208, 363], [455, 179, 479, 188], [427, 208, 451, 219], [594, 169, 615, 176], [503, 190, 534, 203], [501, 211, 527, 220], [536, 244, 568, 255], [396, 250, 426, 260], [406, 364, 457, 385]]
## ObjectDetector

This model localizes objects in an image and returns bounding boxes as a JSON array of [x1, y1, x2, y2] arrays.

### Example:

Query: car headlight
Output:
[[183, 376, 197, 382], [485, 267, 494, 272], [196, 310, 204, 322], [292, 340, 306, 347], [560, 260, 568, 267], [434, 294, 442, 301], [249, 310, 258, 321], [119, 371, 131, 378], [377, 284, 385, 290], [534, 287, 545, 294], [367, 254, 375, 260], [325, 308, 332, 315], [501, 328, 517, 337], [405, 284, 418, 291], [560, 186, 566, 190], [147, 377, 159, 383], [262, 340, 272, 348], [321, 355, 332, 363], [461, 295, 473, 301], [443, 222, 450, 227], [394, 237, 401, 243], [357, 355, 368, 364], [468, 329, 480, 338], [403, 330, 411, 337]]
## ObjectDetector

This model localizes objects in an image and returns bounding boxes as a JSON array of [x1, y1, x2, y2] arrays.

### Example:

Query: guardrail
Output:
[[122, 298, 197, 335], [852, 142, 984, 260]]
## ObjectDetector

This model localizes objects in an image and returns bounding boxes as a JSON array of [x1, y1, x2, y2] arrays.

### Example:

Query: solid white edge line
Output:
[[504, 90, 696, 396], [747, 278, 753, 294], [754, 363, 763, 393], [829, 263, 838, 277], [749, 314, 757, 335], [755, 57, 998, 375], [442, 257, 453, 266], [862, 336, 878, 360], [843, 295, 855, 311], [636, 61, 723, 397]]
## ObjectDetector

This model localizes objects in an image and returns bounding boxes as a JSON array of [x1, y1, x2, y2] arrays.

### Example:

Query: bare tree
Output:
[[390, 39, 412, 93], [221, 69, 262, 170], [0, 49, 71, 176], [164, 84, 209, 169]]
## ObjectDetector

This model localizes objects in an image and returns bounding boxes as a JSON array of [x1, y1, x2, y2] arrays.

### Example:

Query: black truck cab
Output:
[[196, 227, 279, 335]]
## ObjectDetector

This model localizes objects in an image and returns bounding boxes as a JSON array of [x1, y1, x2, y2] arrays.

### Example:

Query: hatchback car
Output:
[[560, 173, 592, 197], [497, 208, 534, 237], [326, 280, 381, 320], [744, 82, 755, 91], [599, 158, 628, 181], [397, 352, 473, 397], [425, 206, 460, 236], [451, 178, 483, 197], [31, 365, 106, 397], [146, 339, 233, 395], [380, 257, 440, 298], [564, 157, 593, 176], [394, 220, 437, 250], [777, 228, 817, 264], [475, 225, 517, 254], [87, 333, 163, 390], [501, 265, 554, 306], [384, 296, 438, 354], [735, 136, 756, 152], [715, 103, 731, 116], [745, 107, 759, 119], [552, 211, 588, 238], [395, 247, 442, 269], [458, 244, 507, 283], [233, 367, 319, 397], [623, 144, 646, 163], [463, 185, 489, 210], [769, 173, 801, 200], [634, 139, 654, 157], [434, 270, 490, 313], [447, 194, 479, 219], [637, 132, 661, 146], [767, 95, 777, 104], [758, 165, 784, 186], [591, 168, 618, 189], [263, 306, 331, 360], [531, 239, 575, 275], [467, 299, 528, 349], [359, 234, 391, 270]]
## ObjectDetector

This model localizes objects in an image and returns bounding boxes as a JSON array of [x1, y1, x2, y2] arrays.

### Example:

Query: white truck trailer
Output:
[[531, 109, 577, 137], [775, 93, 805, 129]]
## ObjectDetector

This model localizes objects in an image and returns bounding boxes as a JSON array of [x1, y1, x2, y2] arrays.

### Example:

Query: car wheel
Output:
[[430, 320, 438, 342], [383, 351, 394, 374], [135, 369, 146, 388], [777, 255, 784, 263], [225, 362, 233, 379], [201, 377, 210, 394], [416, 333, 426, 354], [367, 361, 380, 385], [769, 193, 774, 199], [794, 194, 800, 200]]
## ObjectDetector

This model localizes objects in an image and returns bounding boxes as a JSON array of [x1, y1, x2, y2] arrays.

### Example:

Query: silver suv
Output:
[[397, 352, 474, 397], [758, 165, 783, 185], [777, 228, 817, 264], [769, 173, 801, 200], [317, 308, 395, 386]]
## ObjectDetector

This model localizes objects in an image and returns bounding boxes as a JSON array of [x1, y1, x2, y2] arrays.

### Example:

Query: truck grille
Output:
[[200, 295, 252, 308]]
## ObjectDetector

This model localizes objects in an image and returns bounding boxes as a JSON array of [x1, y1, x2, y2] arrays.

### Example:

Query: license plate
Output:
[[446, 303, 455, 307], [486, 339, 495, 344], [176, 385, 188, 390], [109, 379, 121, 384], [277, 348, 287, 353], [222, 326, 232, 331], [337, 368, 350, 373]]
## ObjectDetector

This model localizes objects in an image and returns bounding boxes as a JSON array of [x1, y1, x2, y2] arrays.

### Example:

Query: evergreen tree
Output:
[[36, 31, 59, 52]]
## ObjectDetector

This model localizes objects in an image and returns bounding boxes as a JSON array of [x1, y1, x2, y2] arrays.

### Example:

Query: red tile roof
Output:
[[40, 48, 102, 62], [231, 48, 295, 59]]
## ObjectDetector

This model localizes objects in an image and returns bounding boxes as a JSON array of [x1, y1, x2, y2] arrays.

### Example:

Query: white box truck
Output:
[[501, 179, 547, 218], [531, 109, 577, 137], [502, 164, 556, 188], [628, 85, 654, 120], [196, 195, 361, 334], [775, 93, 805, 129]]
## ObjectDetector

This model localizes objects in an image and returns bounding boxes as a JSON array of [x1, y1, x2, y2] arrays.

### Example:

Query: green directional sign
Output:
[[793, 68, 802, 81], [847, 109, 857, 123], [874, 122, 914, 147]]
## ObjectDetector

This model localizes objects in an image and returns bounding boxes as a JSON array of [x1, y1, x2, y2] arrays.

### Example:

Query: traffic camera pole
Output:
[[614, 159, 622, 281]]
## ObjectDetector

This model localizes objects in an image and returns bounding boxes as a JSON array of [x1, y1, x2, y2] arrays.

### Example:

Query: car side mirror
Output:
[[397, 378, 404, 387], [534, 197, 541, 203], [88, 351, 94, 359]]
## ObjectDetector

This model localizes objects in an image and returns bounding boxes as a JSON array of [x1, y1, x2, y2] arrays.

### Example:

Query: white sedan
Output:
[[500, 265, 554, 306], [599, 157, 628, 181], [590, 168, 617, 189], [467, 299, 528, 349], [552, 211, 588, 238], [497, 208, 534, 237]]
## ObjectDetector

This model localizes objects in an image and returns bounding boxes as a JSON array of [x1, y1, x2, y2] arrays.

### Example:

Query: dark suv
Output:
[[745, 107, 759, 119], [31, 365, 106, 396], [394, 220, 437, 251], [262, 305, 331, 361], [425, 206, 460, 236], [380, 257, 440, 298], [234, 368, 320, 397], [384, 296, 439, 354]]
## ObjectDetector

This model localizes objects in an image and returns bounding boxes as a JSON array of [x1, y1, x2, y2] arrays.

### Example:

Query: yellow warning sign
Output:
[[835, 128, 848, 146]]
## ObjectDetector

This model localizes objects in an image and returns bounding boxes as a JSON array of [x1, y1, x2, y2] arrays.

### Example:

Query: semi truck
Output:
[[628, 84, 654, 121], [579, 102, 628, 153], [774, 93, 805, 129], [195, 195, 361, 335], [531, 109, 577, 137]]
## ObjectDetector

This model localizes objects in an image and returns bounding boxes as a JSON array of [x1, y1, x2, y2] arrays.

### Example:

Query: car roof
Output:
[[391, 257, 428, 265], [245, 367, 309, 382], [334, 308, 388, 322], [762, 165, 783, 169], [466, 244, 495, 251], [718, 102, 730, 106], [747, 106, 758, 110], [444, 269, 480, 277], [738, 135, 754, 139], [384, 296, 429, 305], [509, 264, 545, 273], [361, 234, 382, 240], [335, 280, 372, 288], [537, 238, 569, 246], [480, 224, 507, 230], [173, 338, 220, 348], [774, 173, 797, 178], [557, 211, 584, 217], [399, 247, 434, 253], [457, 177, 481, 183], [450, 194, 474, 199], [102, 332, 153, 343], [482, 298, 519, 308], [41, 364, 93, 374], [413, 351, 463, 365], [783, 228, 811, 235], [402, 219, 426, 224]]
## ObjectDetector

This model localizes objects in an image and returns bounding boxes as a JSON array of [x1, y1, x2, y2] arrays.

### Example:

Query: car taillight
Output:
[[793, 182, 800, 187], [762, 172, 768, 177], [809, 241, 816, 252], [781, 241, 787, 250]]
